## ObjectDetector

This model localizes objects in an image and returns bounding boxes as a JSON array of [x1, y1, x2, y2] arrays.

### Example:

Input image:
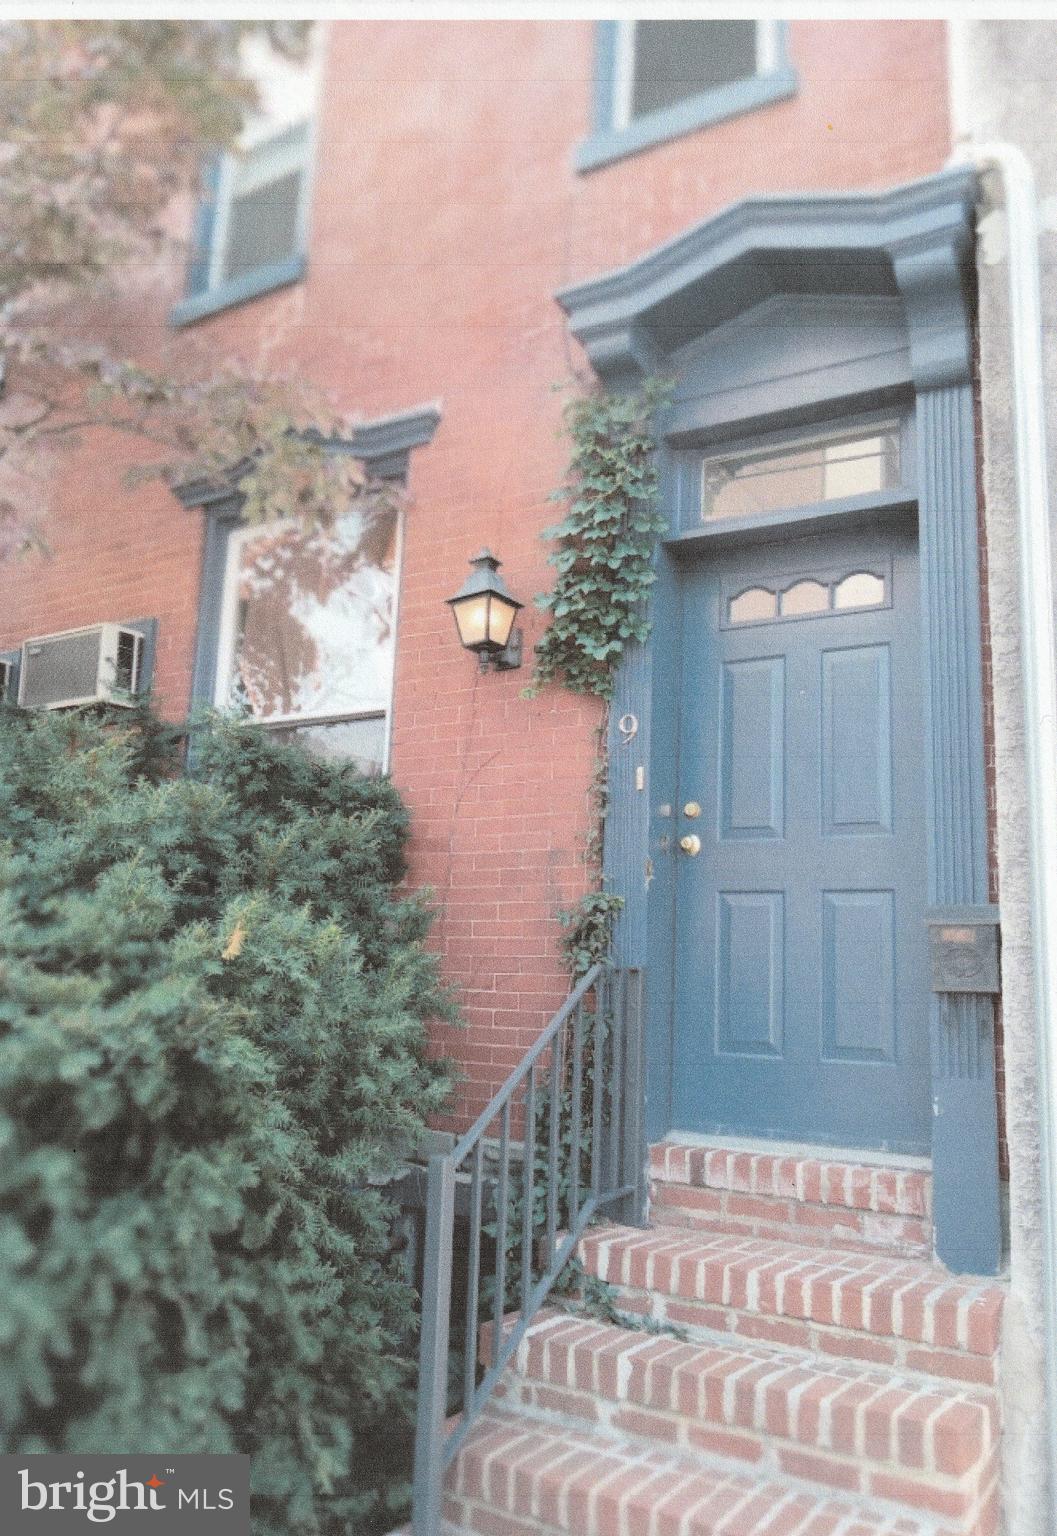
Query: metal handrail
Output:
[[411, 963, 646, 1536]]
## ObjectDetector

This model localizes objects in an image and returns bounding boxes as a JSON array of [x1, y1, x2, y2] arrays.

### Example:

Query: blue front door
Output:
[[671, 517, 930, 1153]]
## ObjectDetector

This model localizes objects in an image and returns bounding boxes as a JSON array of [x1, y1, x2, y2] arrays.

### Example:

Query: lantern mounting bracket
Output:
[[477, 628, 523, 673]]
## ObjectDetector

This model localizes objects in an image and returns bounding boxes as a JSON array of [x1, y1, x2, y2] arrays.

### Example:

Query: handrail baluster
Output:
[[411, 1155, 456, 1536], [569, 1004, 583, 1223], [545, 1034, 561, 1264], [520, 1065, 536, 1311], [492, 1100, 511, 1368], [462, 1139, 484, 1415], [609, 968, 625, 1195], [591, 972, 606, 1197]]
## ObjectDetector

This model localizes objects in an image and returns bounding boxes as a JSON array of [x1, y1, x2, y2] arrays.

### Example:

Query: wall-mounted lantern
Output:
[[446, 549, 524, 671]]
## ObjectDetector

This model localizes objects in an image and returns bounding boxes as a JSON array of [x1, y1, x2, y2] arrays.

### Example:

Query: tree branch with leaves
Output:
[[0, 20, 373, 560]]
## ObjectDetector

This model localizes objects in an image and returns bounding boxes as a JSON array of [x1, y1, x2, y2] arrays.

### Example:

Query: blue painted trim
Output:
[[0, 647, 18, 703], [590, 21, 619, 136], [916, 387, 990, 909], [175, 402, 443, 509], [915, 383, 1002, 1274], [557, 165, 977, 393], [664, 491, 916, 551], [189, 498, 241, 710], [312, 404, 445, 482], [185, 152, 221, 298], [927, 903, 1001, 926], [665, 374, 916, 482], [665, 494, 918, 556], [577, 67, 797, 174], [170, 254, 307, 328]]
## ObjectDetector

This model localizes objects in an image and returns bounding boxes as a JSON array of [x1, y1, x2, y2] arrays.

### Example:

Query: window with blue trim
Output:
[[577, 20, 796, 172], [173, 121, 312, 325], [211, 498, 400, 776]]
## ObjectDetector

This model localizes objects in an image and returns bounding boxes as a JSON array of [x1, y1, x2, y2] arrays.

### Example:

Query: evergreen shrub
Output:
[[0, 704, 456, 1534]]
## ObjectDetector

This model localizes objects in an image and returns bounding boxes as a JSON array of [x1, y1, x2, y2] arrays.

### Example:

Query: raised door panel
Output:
[[719, 657, 785, 839], [716, 891, 785, 1058], [821, 644, 893, 836], [821, 890, 896, 1062]]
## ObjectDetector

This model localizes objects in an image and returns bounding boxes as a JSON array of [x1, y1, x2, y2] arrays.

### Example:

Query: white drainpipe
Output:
[[946, 136, 1057, 1529]]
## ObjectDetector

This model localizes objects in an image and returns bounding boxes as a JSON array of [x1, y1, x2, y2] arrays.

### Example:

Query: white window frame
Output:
[[213, 508, 405, 774], [610, 19, 784, 133], [207, 120, 314, 291]]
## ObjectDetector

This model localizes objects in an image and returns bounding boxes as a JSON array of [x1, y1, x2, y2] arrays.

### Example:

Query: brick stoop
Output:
[[491, 1312, 998, 1529], [445, 1407, 955, 1535], [580, 1227, 1004, 1387], [650, 1143, 933, 1261], [429, 1147, 1005, 1536]]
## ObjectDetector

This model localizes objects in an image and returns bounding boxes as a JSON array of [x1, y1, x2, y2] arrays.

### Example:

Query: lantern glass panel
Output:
[[452, 593, 491, 648], [488, 594, 518, 649]]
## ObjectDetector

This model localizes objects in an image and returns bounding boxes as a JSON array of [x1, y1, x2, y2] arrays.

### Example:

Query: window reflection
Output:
[[701, 424, 901, 522], [266, 715, 387, 776], [219, 500, 398, 722]]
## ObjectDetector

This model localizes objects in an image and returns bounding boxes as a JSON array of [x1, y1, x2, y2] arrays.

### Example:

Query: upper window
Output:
[[213, 499, 400, 776], [209, 123, 310, 289], [172, 29, 321, 325], [576, 20, 796, 173]]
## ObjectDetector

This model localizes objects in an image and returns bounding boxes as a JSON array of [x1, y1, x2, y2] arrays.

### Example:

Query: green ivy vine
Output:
[[557, 889, 626, 981], [530, 376, 672, 980], [530, 378, 672, 701]]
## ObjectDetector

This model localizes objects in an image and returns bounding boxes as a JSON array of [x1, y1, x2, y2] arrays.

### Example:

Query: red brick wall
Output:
[[0, 20, 953, 1128], [0, 425, 204, 719]]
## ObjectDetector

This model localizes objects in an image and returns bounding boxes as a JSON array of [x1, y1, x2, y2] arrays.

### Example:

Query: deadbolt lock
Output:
[[683, 801, 702, 819], [679, 834, 701, 856]]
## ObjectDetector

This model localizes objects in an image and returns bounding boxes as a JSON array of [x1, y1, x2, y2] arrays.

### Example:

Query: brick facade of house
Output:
[[0, 20, 973, 1132]]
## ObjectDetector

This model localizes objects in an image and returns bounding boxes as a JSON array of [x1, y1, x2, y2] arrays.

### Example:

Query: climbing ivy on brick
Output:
[[530, 378, 671, 700], [557, 889, 625, 981]]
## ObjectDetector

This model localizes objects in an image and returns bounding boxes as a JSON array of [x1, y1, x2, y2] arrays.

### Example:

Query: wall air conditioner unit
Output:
[[19, 624, 144, 710]]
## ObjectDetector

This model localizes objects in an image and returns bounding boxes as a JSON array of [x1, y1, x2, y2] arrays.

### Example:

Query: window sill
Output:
[[574, 68, 797, 174], [250, 708, 387, 730], [169, 254, 307, 328], [663, 488, 917, 551]]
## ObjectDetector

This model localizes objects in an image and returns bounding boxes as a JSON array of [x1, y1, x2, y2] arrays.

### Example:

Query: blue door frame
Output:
[[556, 166, 1003, 1275]]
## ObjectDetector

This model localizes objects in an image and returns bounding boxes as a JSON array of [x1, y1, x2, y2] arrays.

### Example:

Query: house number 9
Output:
[[618, 713, 639, 745]]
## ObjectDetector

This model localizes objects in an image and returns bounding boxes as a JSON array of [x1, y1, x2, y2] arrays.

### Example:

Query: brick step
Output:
[[650, 1143, 932, 1262], [491, 1311, 998, 1530], [445, 1405, 955, 1535], [578, 1227, 1005, 1387]]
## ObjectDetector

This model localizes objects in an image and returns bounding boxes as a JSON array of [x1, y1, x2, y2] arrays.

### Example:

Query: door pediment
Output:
[[556, 165, 977, 394]]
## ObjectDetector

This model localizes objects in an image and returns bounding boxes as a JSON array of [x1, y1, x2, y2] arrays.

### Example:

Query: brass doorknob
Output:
[[679, 834, 701, 856]]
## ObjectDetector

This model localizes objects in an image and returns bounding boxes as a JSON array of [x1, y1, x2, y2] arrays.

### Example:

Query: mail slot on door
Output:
[[926, 905, 1001, 994]]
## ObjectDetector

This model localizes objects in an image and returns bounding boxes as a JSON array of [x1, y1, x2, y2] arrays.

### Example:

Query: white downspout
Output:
[[946, 135, 1057, 1531]]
